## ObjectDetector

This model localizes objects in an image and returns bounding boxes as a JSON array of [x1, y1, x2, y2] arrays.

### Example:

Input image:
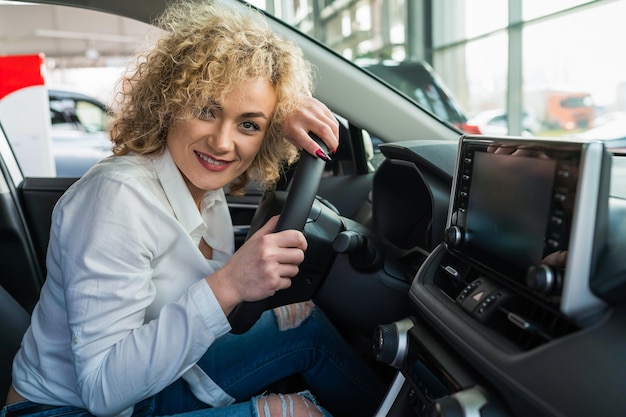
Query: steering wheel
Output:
[[227, 133, 330, 334]]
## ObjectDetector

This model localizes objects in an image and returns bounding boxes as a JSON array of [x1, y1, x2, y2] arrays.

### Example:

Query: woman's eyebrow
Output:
[[208, 99, 221, 109], [241, 111, 269, 119]]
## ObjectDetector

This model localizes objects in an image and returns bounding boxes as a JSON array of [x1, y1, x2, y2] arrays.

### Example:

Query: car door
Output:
[[0, 124, 47, 313]]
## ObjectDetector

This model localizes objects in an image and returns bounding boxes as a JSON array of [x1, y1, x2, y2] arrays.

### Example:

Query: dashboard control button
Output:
[[444, 226, 464, 248], [526, 264, 563, 294]]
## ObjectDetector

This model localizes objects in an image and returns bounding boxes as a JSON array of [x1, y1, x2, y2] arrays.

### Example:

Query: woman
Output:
[[4, 1, 386, 417]]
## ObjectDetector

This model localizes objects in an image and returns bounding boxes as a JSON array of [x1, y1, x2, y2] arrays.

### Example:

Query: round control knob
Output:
[[444, 226, 464, 248], [373, 324, 398, 365], [526, 264, 562, 294], [372, 317, 415, 369]]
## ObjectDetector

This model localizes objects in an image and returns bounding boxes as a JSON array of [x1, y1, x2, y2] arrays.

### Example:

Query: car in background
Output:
[[545, 91, 595, 130], [48, 88, 113, 176], [358, 59, 481, 134], [465, 108, 541, 136], [575, 114, 626, 198]]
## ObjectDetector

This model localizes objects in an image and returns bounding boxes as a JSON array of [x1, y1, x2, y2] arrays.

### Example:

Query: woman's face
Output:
[[167, 78, 277, 204]]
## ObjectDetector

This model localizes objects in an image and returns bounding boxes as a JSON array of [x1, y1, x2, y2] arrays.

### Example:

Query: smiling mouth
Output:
[[195, 151, 228, 166]]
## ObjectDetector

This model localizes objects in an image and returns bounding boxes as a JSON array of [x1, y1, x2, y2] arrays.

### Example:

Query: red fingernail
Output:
[[315, 148, 332, 162]]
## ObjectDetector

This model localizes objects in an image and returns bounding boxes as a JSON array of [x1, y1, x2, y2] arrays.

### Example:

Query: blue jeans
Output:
[[2, 308, 385, 417], [200, 306, 385, 416], [1, 393, 326, 417]]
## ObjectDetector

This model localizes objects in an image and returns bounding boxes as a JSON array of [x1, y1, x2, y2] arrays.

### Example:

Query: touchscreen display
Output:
[[465, 150, 556, 271], [448, 137, 608, 316]]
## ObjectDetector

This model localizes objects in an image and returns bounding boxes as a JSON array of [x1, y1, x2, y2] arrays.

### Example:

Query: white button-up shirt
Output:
[[12, 149, 236, 417]]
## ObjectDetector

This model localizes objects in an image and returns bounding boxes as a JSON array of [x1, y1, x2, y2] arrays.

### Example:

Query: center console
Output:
[[374, 135, 613, 417]]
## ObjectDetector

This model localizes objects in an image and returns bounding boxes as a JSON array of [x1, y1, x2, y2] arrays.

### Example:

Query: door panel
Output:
[[18, 177, 78, 273], [0, 177, 48, 313]]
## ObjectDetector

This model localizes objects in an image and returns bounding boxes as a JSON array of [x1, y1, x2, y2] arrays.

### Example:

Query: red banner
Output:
[[0, 54, 46, 100]]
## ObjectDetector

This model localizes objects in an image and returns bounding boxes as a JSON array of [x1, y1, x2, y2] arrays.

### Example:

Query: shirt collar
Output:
[[154, 148, 204, 235], [153, 149, 232, 253]]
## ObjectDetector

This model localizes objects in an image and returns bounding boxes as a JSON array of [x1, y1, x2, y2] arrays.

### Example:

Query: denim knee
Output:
[[251, 391, 332, 417]]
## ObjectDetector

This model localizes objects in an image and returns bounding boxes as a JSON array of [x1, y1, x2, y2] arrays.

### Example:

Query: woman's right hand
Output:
[[206, 215, 308, 315]]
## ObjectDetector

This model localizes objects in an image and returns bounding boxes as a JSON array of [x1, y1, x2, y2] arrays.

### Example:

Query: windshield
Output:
[[249, 0, 626, 142]]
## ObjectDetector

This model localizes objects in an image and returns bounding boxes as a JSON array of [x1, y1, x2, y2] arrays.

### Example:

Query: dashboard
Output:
[[371, 135, 626, 417]]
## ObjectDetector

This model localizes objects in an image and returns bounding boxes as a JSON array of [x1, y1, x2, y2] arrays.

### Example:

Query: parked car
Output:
[[358, 59, 482, 134], [465, 108, 541, 136], [544, 91, 595, 130], [48, 88, 113, 176], [0, 85, 113, 177], [577, 111, 626, 141], [1, 2, 625, 417], [574, 114, 626, 198]]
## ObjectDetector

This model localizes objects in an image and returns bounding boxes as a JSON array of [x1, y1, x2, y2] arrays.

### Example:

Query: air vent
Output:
[[495, 300, 579, 350]]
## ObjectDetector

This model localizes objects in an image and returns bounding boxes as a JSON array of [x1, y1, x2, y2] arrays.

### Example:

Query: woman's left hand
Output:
[[283, 97, 339, 159]]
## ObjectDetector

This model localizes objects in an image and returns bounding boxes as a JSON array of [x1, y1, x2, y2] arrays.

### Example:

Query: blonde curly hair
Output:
[[110, 0, 314, 195]]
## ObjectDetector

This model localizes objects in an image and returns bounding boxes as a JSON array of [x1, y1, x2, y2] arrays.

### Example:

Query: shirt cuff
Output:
[[189, 278, 232, 337]]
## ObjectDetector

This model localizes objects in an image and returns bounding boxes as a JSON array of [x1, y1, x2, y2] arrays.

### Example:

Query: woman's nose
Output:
[[209, 125, 235, 152]]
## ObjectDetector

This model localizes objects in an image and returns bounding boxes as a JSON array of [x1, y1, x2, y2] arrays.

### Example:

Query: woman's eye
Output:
[[241, 121, 260, 132], [197, 107, 215, 120]]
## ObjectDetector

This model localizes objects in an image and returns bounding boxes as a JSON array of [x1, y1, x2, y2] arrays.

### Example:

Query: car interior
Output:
[[1, 1, 626, 417]]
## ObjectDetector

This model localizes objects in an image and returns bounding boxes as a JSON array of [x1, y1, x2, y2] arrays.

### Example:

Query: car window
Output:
[[74, 100, 111, 133], [48, 91, 113, 133], [50, 98, 82, 130]]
